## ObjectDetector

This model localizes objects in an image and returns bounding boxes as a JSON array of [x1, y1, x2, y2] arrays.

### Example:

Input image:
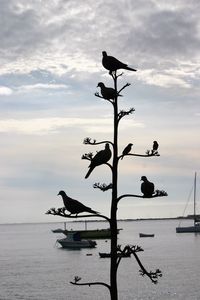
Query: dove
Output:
[[140, 176, 155, 198], [57, 190, 98, 215], [102, 51, 137, 74], [85, 143, 112, 179], [97, 82, 122, 100]]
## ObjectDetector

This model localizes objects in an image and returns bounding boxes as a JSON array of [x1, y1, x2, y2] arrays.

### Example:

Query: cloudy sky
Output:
[[0, 0, 200, 224]]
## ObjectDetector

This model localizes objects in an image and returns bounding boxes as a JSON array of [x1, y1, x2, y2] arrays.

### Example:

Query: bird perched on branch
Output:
[[97, 82, 121, 100], [140, 176, 155, 198], [102, 51, 137, 74], [152, 141, 159, 153], [85, 143, 112, 179], [121, 143, 133, 159], [57, 190, 98, 215]]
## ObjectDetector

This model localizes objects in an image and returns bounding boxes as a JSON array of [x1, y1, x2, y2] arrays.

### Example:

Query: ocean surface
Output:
[[0, 219, 200, 300]]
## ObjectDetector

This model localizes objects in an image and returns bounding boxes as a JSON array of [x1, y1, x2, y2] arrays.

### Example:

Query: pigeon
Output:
[[102, 51, 137, 74], [153, 141, 159, 152], [97, 82, 122, 100], [140, 176, 155, 198], [57, 190, 98, 215], [85, 143, 112, 179], [121, 143, 133, 159]]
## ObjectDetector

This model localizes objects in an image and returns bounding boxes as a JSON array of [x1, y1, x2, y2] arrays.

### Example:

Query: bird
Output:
[[153, 141, 159, 152], [97, 82, 122, 100], [85, 143, 112, 179], [121, 143, 133, 159], [102, 51, 137, 74], [57, 190, 98, 215], [140, 176, 155, 198]]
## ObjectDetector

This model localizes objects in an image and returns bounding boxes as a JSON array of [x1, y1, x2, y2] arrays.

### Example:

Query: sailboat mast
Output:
[[194, 172, 197, 226]]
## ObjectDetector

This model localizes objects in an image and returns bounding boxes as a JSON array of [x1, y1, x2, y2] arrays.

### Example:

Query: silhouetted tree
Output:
[[46, 51, 167, 300]]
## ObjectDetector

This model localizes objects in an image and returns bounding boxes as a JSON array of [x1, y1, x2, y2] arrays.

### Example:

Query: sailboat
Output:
[[176, 172, 200, 233]]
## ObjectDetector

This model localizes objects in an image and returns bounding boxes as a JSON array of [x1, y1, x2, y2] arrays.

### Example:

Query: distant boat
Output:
[[176, 172, 200, 233], [57, 232, 97, 249], [52, 221, 122, 239], [139, 233, 155, 238], [99, 252, 131, 258]]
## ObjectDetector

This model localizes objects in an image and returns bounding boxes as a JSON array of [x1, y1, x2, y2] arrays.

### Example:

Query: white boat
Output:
[[57, 232, 97, 249], [176, 172, 200, 233]]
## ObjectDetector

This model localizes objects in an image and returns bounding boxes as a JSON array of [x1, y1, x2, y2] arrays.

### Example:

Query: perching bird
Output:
[[140, 176, 155, 198], [102, 51, 137, 74], [121, 143, 133, 159], [153, 141, 159, 152], [85, 143, 112, 179], [97, 82, 122, 100], [57, 190, 98, 215]]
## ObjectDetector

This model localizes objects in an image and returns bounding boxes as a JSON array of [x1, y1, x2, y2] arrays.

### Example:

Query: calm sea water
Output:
[[0, 219, 200, 300]]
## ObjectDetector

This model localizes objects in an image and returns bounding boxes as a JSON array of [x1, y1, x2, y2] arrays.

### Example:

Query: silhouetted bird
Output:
[[121, 143, 133, 159], [57, 190, 98, 215], [102, 51, 137, 74], [97, 82, 121, 100], [85, 143, 112, 179], [140, 176, 155, 197], [153, 141, 159, 151]]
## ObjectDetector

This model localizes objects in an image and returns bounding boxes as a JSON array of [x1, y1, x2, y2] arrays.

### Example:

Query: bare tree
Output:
[[46, 53, 167, 300]]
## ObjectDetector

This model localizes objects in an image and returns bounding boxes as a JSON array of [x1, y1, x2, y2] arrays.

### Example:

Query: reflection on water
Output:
[[0, 220, 200, 300]]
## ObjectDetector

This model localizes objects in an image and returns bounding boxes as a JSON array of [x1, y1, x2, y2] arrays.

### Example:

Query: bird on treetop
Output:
[[57, 190, 98, 215], [140, 176, 155, 198], [121, 143, 133, 160], [153, 141, 159, 151], [102, 51, 137, 75], [97, 82, 122, 100], [85, 143, 112, 179]]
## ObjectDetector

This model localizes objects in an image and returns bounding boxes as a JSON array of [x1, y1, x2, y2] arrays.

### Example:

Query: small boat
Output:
[[57, 232, 97, 249], [52, 221, 122, 239], [176, 172, 200, 233], [99, 252, 131, 258], [139, 233, 155, 238]]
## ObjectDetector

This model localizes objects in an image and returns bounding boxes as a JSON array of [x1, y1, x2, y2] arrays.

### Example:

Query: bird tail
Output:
[[85, 166, 95, 179], [125, 66, 137, 72]]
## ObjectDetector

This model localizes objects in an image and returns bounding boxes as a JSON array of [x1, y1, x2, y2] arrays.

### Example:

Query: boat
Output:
[[176, 172, 200, 233], [99, 252, 131, 258], [139, 233, 155, 238], [57, 232, 97, 249], [52, 221, 122, 239]]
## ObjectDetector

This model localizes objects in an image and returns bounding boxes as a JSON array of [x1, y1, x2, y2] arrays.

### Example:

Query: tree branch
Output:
[[83, 137, 113, 147], [94, 92, 113, 105], [70, 276, 111, 292], [117, 108, 135, 122], [117, 190, 168, 203], [45, 207, 110, 222], [93, 182, 113, 192], [118, 152, 160, 160], [118, 83, 131, 94]]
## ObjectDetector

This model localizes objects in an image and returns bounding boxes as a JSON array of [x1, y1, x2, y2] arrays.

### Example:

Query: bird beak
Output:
[[57, 193, 60, 196]]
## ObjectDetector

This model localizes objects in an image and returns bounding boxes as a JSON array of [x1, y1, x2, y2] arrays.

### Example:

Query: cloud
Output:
[[0, 86, 13, 95], [0, 117, 144, 135]]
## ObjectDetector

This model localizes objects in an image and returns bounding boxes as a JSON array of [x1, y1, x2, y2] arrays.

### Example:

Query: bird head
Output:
[[97, 82, 104, 88], [57, 190, 66, 197], [105, 143, 110, 149], [102, 51, 107, 57], [141, 176, 147, 181], [129, 143, 133, 146]]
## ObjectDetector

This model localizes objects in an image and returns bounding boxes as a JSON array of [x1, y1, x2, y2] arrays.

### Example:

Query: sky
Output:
[[0, 0, 200, 224]]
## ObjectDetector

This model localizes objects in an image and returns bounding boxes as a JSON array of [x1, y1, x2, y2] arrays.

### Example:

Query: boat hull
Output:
[[176, 226, 200, 233], [61, 228, 121, 239], [57, 238, 97, 249], [139, 233, 155, 237]]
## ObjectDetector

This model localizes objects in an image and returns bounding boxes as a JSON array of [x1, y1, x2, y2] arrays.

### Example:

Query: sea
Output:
[[0, 219, 200, 300]]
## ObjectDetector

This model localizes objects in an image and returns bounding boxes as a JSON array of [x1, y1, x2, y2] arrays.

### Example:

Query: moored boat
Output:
[[57, 232, 97, 249], [176, 172, 200, 233], [139, 233, 155, 238]]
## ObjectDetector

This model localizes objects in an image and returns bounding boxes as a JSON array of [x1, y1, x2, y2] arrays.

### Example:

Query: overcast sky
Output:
[[0, 0, 200, 224]]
